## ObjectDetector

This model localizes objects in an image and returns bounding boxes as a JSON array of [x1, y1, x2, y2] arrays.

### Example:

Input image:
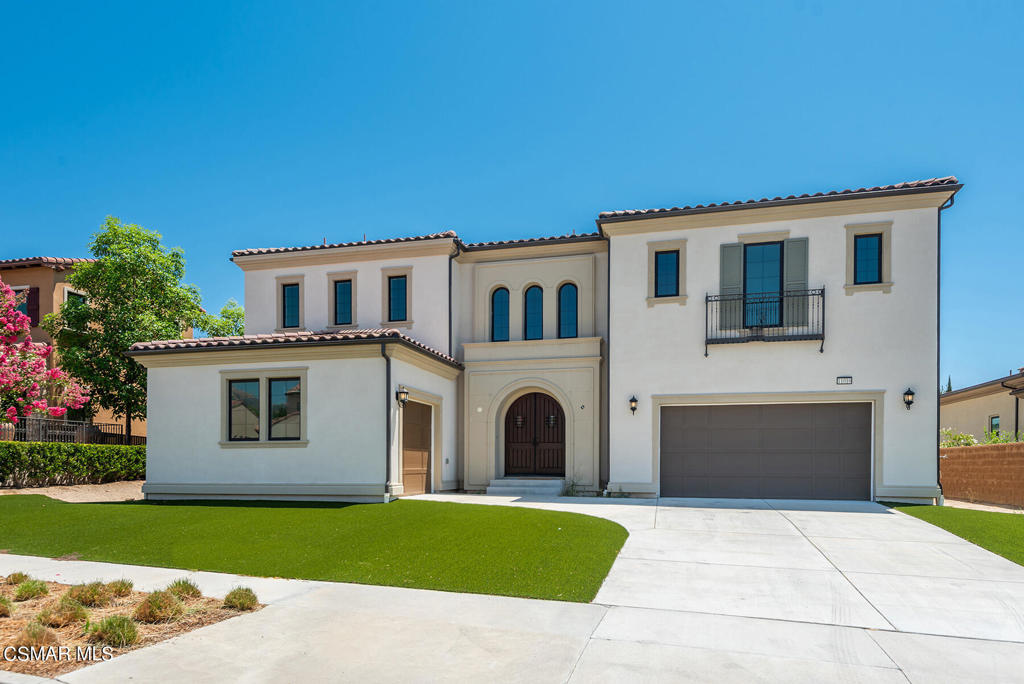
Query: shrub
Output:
[[13, 621, 59, 647], [5, 571, 29, 585], [0, 441, 146, 487], [37, 596, 89, 627], [166, 578, 201, 600], [0, 596, 13, 617], [940, 428, 977, 447], [67, 581, 112, 607], [223, 587, 258, 611], [107, 578, 134, 597], [15, 579, 49, 601], [89, 615, 139, 647], [983, 430, 1024, 445], [133, 590, 183, 623]]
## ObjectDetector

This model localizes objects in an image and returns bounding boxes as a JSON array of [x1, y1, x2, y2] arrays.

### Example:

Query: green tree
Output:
[[946, 376, 953, 393], [43, 217, 205, 441], [201, 298, 245, 337]]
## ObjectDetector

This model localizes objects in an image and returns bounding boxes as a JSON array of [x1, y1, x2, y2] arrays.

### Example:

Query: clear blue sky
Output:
[[1, 1, 1021, 388]]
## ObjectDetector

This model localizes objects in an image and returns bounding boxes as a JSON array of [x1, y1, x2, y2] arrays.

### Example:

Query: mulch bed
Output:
[[0, 578, 261, 677]]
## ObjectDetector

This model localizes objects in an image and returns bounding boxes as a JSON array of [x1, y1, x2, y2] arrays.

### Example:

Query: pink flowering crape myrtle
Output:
[[0, 277, 89, 424]]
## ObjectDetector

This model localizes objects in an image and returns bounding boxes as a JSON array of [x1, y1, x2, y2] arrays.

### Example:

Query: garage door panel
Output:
[[660, 403, 871, 500]]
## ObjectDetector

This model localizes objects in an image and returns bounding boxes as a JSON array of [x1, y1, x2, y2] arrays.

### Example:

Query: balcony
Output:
[[705, 288, 825, 355]]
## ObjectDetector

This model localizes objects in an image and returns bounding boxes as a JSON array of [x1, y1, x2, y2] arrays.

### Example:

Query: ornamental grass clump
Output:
[[223, 587, 258, 611], [67, 581, 112, 607], [0, 596, 13, 617], [36, 596, 88, 627], [15, 579, 49, 601], [89, 615, 139, 647], [106, 578, 134, 597], [5, 571, 29, 585], [133, 590, 183, 623], [166, 578, 201, 600], [13, 621, 59, 647]]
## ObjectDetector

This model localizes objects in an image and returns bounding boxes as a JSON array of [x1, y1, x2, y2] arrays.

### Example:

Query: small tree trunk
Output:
[[125, 414, 132, 445]]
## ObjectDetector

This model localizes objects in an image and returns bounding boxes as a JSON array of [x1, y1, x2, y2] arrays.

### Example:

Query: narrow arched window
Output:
[[558, 283, 578, 339], [491, 287, 509, 342], [524, 286, 543, 340]]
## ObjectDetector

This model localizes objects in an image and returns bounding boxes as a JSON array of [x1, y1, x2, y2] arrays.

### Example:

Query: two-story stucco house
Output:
[[129, 176, 961, 504]]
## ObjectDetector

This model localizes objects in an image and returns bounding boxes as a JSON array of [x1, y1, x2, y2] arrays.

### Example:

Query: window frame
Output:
[[557, 282, 578, 339], [989, 415, 1001, 435], [523, 285, 543, 340], [379, 266, 413, 328], [227, 378, 261, 442], [853, 233, 884, 285], [327, 270, 358, 329], [742, 240, 784, 328], [220, 367, 309, 448], [646, 238, 688, 306], [490, 286, 510, 342], [267, 376, 302, 441], [10, 285, 29, 317], [844, 222, 893, 294], [275, 274, 305, 331]]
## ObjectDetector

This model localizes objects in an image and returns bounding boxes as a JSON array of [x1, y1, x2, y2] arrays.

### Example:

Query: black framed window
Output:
[[654, 251, 679, 297], [853, 234, 883, 284], [228, 379, 260, 441], [491, 287, 509, 342], [990, 416, 1000, 434], [743, 241, 783, 327], [269, 377, 301, 441], [281, 283, 300, 328], [524, 285, 543, 340], [558, 283, 578, 339], [334, 279, 353, 325], [388, 275, 407, 321]]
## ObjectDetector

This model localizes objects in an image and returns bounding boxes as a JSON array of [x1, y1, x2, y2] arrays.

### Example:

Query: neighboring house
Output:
[[129, 176, 961, 504], [941, 370, 1024, 439]]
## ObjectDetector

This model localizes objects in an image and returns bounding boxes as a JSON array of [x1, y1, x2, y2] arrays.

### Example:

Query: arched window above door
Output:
[[558, 283, 577, 339], [524, 286, 543, 340], [491, 287, 509, 342]]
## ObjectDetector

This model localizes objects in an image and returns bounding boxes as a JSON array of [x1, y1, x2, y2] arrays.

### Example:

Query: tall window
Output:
[[524, 286, 543, 340], [12, 288, 28, 317], [854, 234, 883, 284], [269, 377, 302, 441], [744, 241, 783, 327], [491, 287, 509, 342], [388, 275, 407, 322], [228, 379, 260, 441], [558, 283, 577, 339], [990, 415, 1001, 434], [281, 283, 300, 328], [334, 279, 353, 325], [654, 251, 679, 297]]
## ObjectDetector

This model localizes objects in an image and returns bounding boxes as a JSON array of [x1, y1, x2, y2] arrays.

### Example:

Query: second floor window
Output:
[[388, 275, 407, 322], [654, 251, 679, 297], [558, 283, 577, 339], [334, 280, 353, 325], [491, 287, 509, 342], [281, 283, 300, 328], [524, 285, 543, 340], [854, 233, 883, 284]]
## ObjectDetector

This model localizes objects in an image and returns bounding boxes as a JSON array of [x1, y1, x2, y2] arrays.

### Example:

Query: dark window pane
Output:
[[269, 377, 301, 440], [558, 283, 578, 338], [67, 292, 87, 306], [14, 290, 28, 316], [334, 280, 352, 325], [282, 284, 300, 328], [389, 276, 407, 321], [854, 234, 882, 284], [228, 380, 260, 441], [524, 286, 543, 340], [654, 251, 679, 297], [491, 288, 509, 341], [990, 416, 1000, 434], [744, 242, 783, 327]]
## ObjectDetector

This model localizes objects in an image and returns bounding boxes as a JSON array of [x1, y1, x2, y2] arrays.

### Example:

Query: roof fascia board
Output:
[[232, 238, 456, 271]]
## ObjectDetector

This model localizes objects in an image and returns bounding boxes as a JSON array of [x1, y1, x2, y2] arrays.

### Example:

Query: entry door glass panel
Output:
[[744, 242, 782, 327]]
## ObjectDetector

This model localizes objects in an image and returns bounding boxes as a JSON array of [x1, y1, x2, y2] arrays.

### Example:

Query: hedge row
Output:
[[0, 441, 145, 487]]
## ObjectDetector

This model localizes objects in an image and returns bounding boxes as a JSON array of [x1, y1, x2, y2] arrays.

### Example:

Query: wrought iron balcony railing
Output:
[[705, 288, 825, 355], [0, 417, 146, 445]]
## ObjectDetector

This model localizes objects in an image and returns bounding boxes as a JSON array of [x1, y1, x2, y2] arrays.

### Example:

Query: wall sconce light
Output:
[[903, 388, 915, 410], [629, 396, 638, 415], [396, 386, 409, 408]]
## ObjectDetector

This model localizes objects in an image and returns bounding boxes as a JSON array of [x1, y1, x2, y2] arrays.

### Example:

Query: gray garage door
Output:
[[660, 403, 871, 500]]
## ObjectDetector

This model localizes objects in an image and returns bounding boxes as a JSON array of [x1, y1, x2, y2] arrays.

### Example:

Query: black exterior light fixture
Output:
[[396, 386, 410, 408], [903, 388, 915, 410], [629, 396, 639, 415]]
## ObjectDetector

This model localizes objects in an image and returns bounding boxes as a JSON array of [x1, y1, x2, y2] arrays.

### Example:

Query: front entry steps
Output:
[[485, 478, 565, 497]]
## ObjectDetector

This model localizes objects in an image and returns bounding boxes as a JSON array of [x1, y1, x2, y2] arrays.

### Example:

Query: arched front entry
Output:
[[504, 392, 565, 476]]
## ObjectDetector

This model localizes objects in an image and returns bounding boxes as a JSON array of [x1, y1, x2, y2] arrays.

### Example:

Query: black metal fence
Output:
[[0, 417, 146, 445], [705, 288, 825, 355]]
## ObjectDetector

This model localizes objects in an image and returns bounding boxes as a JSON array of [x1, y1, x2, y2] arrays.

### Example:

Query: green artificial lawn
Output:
[[0, 496, 627, 602], [888, 503, 1024, 566]]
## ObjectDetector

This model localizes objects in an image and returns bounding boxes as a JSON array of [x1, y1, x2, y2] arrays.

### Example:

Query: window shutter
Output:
[[27, 287, 40, 326], [783, 238, 808, 326], [719, 243, 743, 330]]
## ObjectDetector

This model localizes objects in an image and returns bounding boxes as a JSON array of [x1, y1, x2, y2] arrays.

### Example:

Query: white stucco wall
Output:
[[390, 354, 459, 490], [607, 206, 941, 499]]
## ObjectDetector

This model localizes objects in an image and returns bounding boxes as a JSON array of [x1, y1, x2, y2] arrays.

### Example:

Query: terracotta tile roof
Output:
[[128, 328, 462, 368], [460, 232, 603, 250], [231, 231, 459, 258], [597, 176, 962, 222], [0, 256, 95, 270]]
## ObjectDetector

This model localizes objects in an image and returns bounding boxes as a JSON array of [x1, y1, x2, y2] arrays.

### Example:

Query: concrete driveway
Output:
[[3, 495, 1023, 683]]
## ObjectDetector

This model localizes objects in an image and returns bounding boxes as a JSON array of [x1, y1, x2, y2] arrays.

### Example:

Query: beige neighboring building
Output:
[[941, 370, 1024, 439]]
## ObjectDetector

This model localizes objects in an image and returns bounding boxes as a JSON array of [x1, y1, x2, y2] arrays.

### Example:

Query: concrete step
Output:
[[485, 479, 564, 496]]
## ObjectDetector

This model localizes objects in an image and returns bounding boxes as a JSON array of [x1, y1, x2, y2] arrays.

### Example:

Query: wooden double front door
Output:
[[401, 401, 431, 495], [504, 392, 565, 476]]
